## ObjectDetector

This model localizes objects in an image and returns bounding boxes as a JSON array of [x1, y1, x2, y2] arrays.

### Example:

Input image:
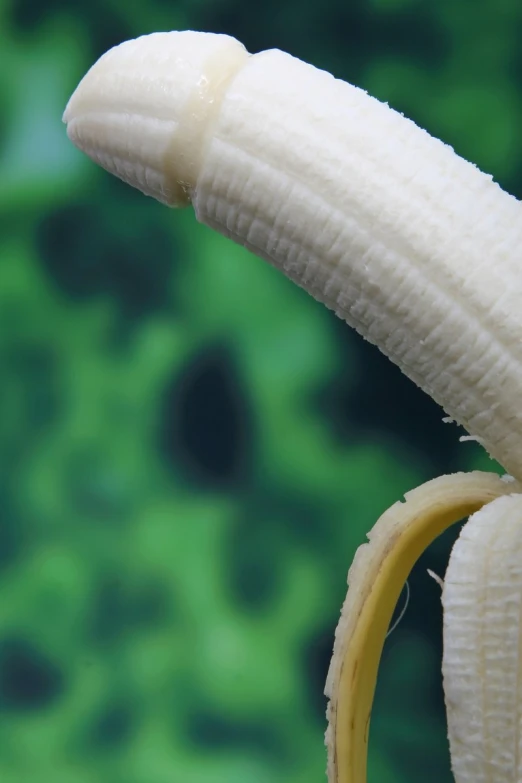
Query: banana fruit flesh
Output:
[[443, 492, 522, 783], [64, 30, 522, 482], [63, 31, 522, 783]]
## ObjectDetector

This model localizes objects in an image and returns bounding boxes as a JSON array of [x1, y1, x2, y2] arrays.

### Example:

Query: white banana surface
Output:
[[64, 30, 522, 783], [64, 30, 522, 481], [443, 493, 522, 783]]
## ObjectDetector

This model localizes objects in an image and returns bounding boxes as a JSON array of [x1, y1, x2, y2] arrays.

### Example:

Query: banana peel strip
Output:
[[325, 471, 522, 783]]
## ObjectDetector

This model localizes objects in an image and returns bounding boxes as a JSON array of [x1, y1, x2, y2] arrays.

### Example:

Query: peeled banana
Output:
[[64, 30, 522, 783]]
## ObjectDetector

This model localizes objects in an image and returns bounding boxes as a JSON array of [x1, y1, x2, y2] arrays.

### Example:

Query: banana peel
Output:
[[325, 471, 522, 783]]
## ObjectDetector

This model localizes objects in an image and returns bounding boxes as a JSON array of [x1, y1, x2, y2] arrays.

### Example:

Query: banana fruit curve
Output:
[[63, 30, 522, 481], [64, 31, 522, 783]]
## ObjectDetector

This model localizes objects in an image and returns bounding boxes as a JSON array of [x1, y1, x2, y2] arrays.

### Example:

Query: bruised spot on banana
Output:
[[64, 31, 522, 783]]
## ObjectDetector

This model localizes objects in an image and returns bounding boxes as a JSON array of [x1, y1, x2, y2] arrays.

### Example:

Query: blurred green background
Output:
[[0, 0, 519, 781]]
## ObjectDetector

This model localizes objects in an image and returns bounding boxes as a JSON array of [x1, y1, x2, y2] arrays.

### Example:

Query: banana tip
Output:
[[62, 30, 247, 205]]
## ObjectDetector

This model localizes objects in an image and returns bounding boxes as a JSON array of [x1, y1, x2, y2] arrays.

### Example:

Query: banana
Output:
[[63, 30, 522, 482], [325, 471, 522, 783], [442, 492, 522, 783], [63, 31, 522, 783]]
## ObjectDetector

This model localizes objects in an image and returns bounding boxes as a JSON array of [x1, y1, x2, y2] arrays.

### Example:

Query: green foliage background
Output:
[[0, 0, 519, 780]]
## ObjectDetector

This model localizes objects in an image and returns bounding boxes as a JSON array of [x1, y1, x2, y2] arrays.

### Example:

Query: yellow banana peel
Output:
[[325, 471, 522, 783]]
